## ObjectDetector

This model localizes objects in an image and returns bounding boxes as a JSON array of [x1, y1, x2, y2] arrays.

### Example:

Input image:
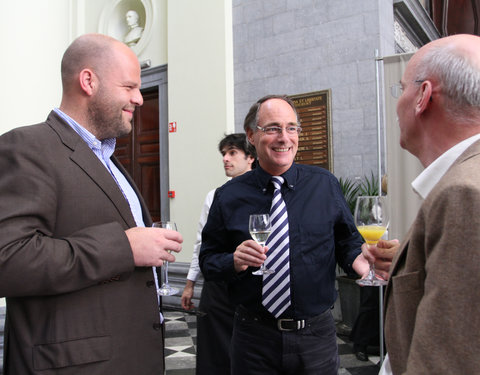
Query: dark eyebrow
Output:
[[262, 122, 298, 127]]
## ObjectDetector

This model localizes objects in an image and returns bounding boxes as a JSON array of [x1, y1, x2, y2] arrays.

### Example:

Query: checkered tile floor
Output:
[[163, 309, 381, 375]]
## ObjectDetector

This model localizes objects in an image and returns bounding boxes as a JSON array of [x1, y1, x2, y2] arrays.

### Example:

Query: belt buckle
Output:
[[277, 319, 306, 332], [277, 318, 295, 331], [277, 318, 306, 331]]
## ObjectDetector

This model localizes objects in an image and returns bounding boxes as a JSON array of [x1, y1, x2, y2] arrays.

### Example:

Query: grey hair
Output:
[[415, 43, 480, 121], [243, 95, 300, 133]]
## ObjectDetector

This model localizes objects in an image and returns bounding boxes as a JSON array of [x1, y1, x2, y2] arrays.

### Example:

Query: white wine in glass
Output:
[[354, 196, 389, 286], [249, 214, 274, 275], [153, 221, 179, 296]]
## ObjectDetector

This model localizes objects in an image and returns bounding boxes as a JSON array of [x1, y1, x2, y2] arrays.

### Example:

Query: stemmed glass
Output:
[[249, 214, 274, 275], [354, 196, 389, 286], [153, 221, 179, 296]]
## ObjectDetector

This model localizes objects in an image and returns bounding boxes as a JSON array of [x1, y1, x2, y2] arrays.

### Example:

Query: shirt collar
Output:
[[254, 162, 298, 191], [53, 108, 116, 157], [412, 134, 480, 199]]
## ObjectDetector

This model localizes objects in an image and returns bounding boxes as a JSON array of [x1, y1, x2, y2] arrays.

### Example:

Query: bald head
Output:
[[409, 34, 480, 121], [61, 33, 135, 93], [59, 33, 143, 140], [397, 34, 480, 166]]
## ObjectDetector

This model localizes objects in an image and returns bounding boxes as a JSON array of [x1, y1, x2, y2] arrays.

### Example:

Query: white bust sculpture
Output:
[[124, 10, 144, 47]]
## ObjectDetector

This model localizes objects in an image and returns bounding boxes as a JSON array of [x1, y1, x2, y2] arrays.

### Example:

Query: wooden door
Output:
[[430, 0, 480, 36], [115, 86, 161, 222]]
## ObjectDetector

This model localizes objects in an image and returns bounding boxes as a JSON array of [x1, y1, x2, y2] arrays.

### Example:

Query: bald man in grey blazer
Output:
[[0, 34, 182, 374]]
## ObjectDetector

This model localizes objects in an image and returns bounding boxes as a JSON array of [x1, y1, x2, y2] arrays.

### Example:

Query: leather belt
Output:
[[236, 305, 329, 332]]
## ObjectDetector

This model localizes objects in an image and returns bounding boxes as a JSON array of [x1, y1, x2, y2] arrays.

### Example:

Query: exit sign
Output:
[[169, 121, 177, 133]]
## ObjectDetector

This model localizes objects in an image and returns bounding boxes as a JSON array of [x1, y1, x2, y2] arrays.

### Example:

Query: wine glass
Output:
[[354, 196, 389, 286], [249, 214, 274, 275], [152, 221, 179, 296]]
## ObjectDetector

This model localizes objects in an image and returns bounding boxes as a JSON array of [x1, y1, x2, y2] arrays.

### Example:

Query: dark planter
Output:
[[336, 275, 361, 335]]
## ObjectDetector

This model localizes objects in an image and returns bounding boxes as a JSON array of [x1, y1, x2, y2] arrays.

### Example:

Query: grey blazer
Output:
[[0, 111, 163, 374], [384, 140, 480, 374]]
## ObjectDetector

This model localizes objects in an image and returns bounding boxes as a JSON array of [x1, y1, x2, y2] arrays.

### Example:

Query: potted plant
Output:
[[336, 173, 379, 334]]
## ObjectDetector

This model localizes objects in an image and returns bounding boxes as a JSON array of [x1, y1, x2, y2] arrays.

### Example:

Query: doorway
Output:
[[114, 65, 169, 223]]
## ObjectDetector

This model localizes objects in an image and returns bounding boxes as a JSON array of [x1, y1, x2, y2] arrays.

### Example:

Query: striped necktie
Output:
[[262, 176, 291, 318]]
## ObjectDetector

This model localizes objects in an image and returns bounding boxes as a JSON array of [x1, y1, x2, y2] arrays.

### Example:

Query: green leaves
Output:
[[338, 172, 379, 215], [338, 177, 360, 215], [358, 171, 379, 196]]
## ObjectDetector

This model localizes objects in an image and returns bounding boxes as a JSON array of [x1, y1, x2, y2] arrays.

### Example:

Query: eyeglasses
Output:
[[390, 83, 403, 99], [390, 80, 425, 99], [256, 125, 302, 135]]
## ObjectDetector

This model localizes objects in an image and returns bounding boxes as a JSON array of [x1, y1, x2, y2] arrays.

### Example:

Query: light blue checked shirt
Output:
[[53, 108, 162, 319]]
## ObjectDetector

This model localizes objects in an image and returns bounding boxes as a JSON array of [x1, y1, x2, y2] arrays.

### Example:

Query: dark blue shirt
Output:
[[199, 163, 363, 319]]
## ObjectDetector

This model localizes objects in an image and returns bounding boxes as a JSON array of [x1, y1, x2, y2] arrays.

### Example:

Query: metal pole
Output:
[[375, 49, 382, 197], [375, 48, 385, 366], [379, 285, 385, 364]]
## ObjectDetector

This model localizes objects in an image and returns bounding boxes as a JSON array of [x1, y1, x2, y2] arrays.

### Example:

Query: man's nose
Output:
[[132, 88, 143, 106]]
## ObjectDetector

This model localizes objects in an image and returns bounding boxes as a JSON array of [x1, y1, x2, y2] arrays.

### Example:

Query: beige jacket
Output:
[[384, 140, 480, 374]]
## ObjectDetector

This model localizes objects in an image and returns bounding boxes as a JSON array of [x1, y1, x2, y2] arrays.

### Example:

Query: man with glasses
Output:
[[364, 34, 480, 375], [200, 95, 375, 374]]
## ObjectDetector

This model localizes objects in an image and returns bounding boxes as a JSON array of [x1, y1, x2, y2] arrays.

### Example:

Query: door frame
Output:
[[141, 64, 170, 221]]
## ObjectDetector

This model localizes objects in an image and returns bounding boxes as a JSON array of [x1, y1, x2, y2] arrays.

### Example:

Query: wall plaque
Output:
[[288, 90, 333, 172]]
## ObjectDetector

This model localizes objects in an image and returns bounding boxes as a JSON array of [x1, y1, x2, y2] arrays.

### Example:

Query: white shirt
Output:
[[380, 133, 480, 374], [412, 134, 480, 199], [186, 189, 216, 282]]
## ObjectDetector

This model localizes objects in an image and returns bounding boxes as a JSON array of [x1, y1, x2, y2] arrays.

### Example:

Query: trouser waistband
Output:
[[235, 305, 331, 332]]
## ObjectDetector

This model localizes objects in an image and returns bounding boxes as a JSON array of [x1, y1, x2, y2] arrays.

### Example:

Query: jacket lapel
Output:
[[46, 111, 137, 228]]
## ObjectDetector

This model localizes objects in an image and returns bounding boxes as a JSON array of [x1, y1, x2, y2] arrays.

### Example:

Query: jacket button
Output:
[[146, 280, 155, 287], [153, 323, 162, 330]]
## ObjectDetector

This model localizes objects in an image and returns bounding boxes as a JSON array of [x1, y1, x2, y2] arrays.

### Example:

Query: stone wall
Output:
[[232, 0, 396, 180]]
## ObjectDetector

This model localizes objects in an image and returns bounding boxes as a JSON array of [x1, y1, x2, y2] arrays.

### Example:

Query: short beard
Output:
[[87, 95, 131, 140]]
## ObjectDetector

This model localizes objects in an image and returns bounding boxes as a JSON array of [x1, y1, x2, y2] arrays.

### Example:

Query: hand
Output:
[[362, 239, 399, 280], [181, 280, 195, 311], [125, 227, 183, 267], [233, 239, 267, 273]]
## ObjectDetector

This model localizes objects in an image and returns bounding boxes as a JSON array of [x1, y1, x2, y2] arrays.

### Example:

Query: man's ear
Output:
[[415, 80, 433, 116], [246, 128, 255, 145], [79, 69, 96, 96]]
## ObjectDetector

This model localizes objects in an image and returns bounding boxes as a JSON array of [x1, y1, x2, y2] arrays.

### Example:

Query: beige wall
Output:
[[383, 53, 423, 241], [167, 0, 234, 261], [1, 0, 71, 132], [0, 0, 234, 263]]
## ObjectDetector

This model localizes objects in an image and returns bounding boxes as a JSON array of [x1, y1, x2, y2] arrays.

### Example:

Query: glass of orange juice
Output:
[[354, 196, 389, 286]]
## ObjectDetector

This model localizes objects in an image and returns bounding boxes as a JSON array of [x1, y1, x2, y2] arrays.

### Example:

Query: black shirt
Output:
[[199, 163, 363, 319]]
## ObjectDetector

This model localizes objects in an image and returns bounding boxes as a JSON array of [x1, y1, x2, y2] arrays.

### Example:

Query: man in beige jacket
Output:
[[365, 34, 480, 374]]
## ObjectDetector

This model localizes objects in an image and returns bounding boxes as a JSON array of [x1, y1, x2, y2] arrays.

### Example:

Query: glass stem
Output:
[[163, 261, 170, 286], [259, 245, 266, 271], [368, 263, 377, 280]]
